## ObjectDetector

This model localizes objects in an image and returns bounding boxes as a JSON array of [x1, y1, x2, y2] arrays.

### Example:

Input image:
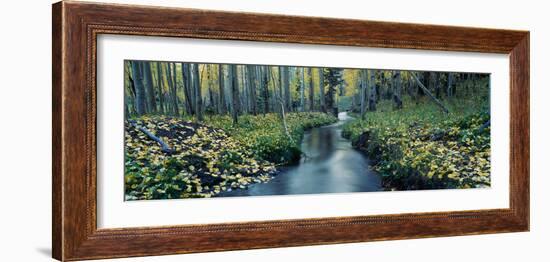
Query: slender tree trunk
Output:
[[179, 63, 193, 115], [368, 70, 377, 111], [245, 66, 251, 113], [155, 62, 165, 114], [124, 101, 130, 118], [172, 63, 180, 115], [278, 67, 284, 112], [467, 73, 472, 93], [428, 72, 437, 97], [418, 72, 429, 96], [319, 68, 326, 113], [252, 66, 262, 115], [191, 64, 203, 121], [138, 63, 151, 113], [380, 72, 387, 99], [229, 64, 240, 125], [165, 63, 177, 115], [447, 72, 453, 97], [283, 66, 291, 112], [270, 68, 281, 114], [218, 64, 227, 114], [412, 73, 449, 113], [374, 71, 381, 101], [207, 65, 215, 113], [130, 61, 147, 115], [125, 64, 137, 115], [271, 70, 278, 112], [433, 72, 441, 98], [184, 64, 192, 114], [246, 65, 258, 115], [142, 62, 157, 113], [241, 66, 249, 114], [278, 97, 293, 144], [300, 68, 305, 111], [268, 67, 292, 140], [393, 71, 403, 109], [307, 68, 314, 111], [360, 70, 366, 119], [324, 71, 337, 116], [164, 93, 172, 114], [263, 66, 270, 114], [405, 72, 415, 99]]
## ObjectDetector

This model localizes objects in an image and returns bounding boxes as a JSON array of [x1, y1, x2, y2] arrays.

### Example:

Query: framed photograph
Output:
[[52, 1, 529, 261]]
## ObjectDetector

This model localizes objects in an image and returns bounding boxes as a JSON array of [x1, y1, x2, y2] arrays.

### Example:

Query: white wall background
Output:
[[0, 0, 547, 261]]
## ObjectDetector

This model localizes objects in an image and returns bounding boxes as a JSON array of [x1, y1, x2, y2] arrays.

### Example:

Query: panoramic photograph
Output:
[[124, 60, 491, 201]]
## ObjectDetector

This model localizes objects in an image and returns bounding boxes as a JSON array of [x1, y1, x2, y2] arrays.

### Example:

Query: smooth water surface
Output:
[[221, 112, 382, 197]]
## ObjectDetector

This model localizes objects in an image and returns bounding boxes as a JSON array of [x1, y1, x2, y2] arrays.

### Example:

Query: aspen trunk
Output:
[[229, 64, 240, 125], [393, 71, 403, 109], [142, 61, 157, 113], [130, 61, 147, 116], [246, 65, 258, 115], [447, 72, 453, 97], [300, 68, 305, 111], [155, 62, 164, 114], [412, 73, 449, 113], [263, 66, 270, 114], [308, 68, 314, 111], [368, 70, 377, 111], [360, 70, 367, 119], [319, 68, 326, 113], [192, 64, 203, 121], [218, 64, 227, 114]]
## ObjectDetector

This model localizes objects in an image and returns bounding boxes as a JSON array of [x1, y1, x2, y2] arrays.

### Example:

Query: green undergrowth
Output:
[[343, 96, 490, 190], [125, 112, 337, 200], [206, 112, 337, 164]]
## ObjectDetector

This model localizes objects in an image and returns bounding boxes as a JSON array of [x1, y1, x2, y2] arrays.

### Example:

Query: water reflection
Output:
[[221, 112, 382, 197]]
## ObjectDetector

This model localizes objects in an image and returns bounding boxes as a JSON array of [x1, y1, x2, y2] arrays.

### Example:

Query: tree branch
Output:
[[411, 73, 450, 114], [129, 120, 174, 154]]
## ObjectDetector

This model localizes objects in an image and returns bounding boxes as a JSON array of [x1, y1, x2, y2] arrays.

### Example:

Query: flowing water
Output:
[[221, 112, 382, 197]]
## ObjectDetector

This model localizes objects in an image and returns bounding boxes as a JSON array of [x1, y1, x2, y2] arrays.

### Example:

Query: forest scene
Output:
[[124, 60, 491, 201]]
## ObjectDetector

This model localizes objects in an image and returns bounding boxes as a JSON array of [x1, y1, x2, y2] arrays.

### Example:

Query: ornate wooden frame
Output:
[[52, 1, 530, 261]]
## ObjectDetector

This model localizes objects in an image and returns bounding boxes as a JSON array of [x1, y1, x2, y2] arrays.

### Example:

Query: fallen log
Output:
[[129, 120, 174, 154], [411, 73, 450, 114]]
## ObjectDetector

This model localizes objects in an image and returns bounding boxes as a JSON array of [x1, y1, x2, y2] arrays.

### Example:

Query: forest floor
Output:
[[343, 96, 491, 190], [124, 112, 337, 200]]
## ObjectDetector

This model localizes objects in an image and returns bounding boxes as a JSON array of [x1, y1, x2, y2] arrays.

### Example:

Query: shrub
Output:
[[124, 112, 337, 200], [343, 97, 490, 190]]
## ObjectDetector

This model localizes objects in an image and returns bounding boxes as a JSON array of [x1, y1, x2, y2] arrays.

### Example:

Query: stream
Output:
[[221, 112, 382, 197]]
